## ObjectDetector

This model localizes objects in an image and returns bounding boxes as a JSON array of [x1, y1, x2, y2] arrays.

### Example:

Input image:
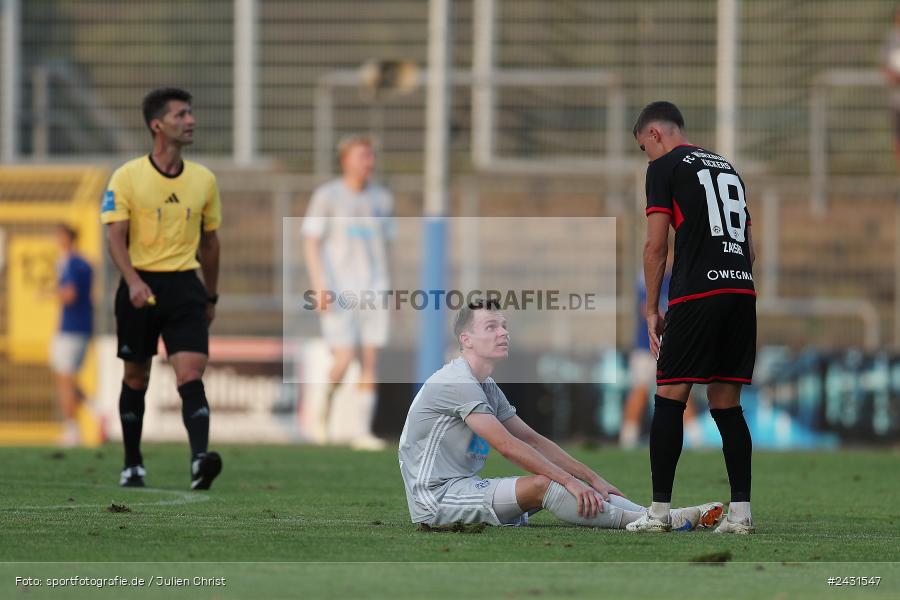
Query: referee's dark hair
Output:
[[633, 101, 685, 137], [142, 87, 193, 135], [454, 298, 502, 349]]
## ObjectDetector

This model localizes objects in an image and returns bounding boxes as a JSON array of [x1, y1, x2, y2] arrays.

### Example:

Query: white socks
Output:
[[541, 481, 626, 529], [685, 419, 704, 446], [606, 495, 649, 527], [728, 501, 752, 522], [61, 420, 80, 447], [619, 422, 640, 449], [649, 501, 671, 522], [492, 477, 526, 524], [356, 388, 377, 438], [607, 494, 647, 513]]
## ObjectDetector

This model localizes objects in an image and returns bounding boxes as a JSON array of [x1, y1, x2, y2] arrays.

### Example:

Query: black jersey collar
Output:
[[148, 154, 185, 179]]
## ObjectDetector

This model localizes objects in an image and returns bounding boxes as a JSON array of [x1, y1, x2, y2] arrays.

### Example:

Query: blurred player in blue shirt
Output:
[[620, 270, 702, 448], [50, 224, 93, 446]]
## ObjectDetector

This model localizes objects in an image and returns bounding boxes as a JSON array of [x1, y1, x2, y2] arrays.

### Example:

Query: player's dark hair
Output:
[[454, 299, 502, 349], [632, 101, 685, 137], [57, 223, 77, 242], [142, 87, 192, 134]]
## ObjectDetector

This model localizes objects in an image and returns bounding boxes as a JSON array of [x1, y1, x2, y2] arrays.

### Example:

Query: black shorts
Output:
[[115, 270, 209, 363], [656, 293, 756, 386]]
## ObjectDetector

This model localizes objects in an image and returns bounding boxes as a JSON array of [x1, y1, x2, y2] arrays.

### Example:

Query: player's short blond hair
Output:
[[454, 299, 502, 350], [337, 134, 375, 161]]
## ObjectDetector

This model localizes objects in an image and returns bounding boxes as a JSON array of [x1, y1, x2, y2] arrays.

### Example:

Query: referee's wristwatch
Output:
[[207, 293, 219, 305]]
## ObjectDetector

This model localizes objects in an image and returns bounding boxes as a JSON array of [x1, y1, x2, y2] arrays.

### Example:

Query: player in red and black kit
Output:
[[627, 101, 755, 534]]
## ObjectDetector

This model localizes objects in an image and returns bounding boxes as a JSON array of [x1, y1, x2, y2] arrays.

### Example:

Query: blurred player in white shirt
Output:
[[303, 135, 394, 450]]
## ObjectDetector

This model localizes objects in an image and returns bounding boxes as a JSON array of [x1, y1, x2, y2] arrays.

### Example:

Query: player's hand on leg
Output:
[[206, 302, 216, 325], [128, 279, 154, 309], [588, 476, 623, 501], [565, 477, 604, 518]]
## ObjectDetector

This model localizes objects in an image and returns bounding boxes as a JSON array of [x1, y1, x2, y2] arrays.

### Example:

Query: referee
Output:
[[101, 87, 222, 490]]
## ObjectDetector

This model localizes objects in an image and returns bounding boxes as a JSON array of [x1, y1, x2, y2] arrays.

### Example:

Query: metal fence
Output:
[[2, 0, 899, 175], [3, 0, 900, 348]]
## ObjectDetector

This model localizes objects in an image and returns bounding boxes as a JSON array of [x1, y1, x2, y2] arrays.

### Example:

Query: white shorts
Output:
[[320, 305, 389, 348], [629, 350, 657, 387], [50, 332, 90, 375], [428, 476, 522, 527]]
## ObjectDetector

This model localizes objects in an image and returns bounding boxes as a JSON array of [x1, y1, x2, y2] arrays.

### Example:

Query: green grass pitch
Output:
[[1, 444, 898, 599]]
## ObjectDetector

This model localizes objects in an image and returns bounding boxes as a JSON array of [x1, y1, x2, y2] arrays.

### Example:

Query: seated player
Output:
[[398, 299, 724, 530]]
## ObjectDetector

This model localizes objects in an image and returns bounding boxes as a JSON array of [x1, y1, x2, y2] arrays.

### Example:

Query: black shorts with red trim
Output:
[[656, 292, 756, 386]]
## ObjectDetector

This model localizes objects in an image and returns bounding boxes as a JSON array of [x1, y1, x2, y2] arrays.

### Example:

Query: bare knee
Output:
[[329, 349, 355, 382], [531, 475, 552, 495], [708, 397, 741, 410], [656, 383, 692, 403], [360, 347, 378, 371], [359, 348, 378, 387], [707, 382, 742, 410], [123, 375, 149, 390], [167, 352, 209, 388], [122, 362, 151, 391], [516, 475, 552, 511], [175, 370, 204, 387]]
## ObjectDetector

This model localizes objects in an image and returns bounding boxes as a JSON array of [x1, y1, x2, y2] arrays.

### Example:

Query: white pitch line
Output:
[[0, 479, 210, 511]]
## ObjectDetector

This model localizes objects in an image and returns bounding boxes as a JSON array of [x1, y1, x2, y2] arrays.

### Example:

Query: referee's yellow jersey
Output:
[[101, 156, 222, 272]]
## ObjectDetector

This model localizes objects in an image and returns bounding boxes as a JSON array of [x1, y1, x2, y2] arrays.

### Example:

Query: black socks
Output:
[[710, 406, 752, 502], [178, 379, 210, 460], [648, 395, 753, 504], [119, 382, 146, 467], [649, 395, 686, 503]]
